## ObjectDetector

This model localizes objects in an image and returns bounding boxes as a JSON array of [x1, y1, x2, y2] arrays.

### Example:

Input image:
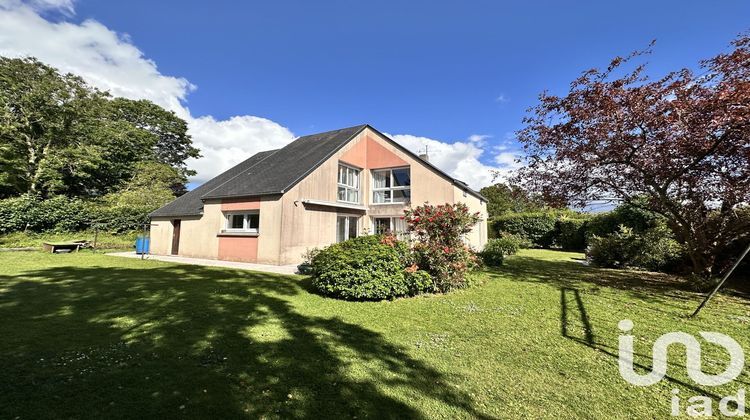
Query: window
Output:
[[224, 211, 260, 233], [337, 164, 360, 203], [373, 217, 407, 236], [373, 167, 411, 204], [336, 215, 359, 242]]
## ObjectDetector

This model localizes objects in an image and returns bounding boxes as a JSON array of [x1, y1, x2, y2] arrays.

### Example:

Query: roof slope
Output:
[[150, 149, 277, 217], [201, 124, 368, 199], [151, 123, 486, 218]]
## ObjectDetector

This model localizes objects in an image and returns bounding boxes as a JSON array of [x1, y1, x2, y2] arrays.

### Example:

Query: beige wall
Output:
[[453, 186, 489, 250], [150, 218, 173, 255], [150, 127, 488, 265]]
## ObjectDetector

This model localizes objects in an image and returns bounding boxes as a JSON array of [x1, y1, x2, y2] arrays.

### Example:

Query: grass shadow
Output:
[[0, 261, 493, 419]]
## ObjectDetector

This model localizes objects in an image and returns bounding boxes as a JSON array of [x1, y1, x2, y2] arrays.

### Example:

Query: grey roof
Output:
[[151, 124, 486, 218], [202, 124, 368, 199], [150, 149, 278, 217]]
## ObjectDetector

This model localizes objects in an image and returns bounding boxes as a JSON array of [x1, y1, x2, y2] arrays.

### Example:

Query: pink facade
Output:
[[218, 197, 261, 262]]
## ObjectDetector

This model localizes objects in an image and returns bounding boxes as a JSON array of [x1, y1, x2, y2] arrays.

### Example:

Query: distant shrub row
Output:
[[0, 194, 158, 234], [490, 205, 692, 273], [490, 211, 590, 251]]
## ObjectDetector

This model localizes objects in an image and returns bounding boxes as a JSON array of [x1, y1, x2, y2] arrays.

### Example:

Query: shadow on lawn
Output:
[[559, 286, 744, 402], [0, 263, 491, 419]]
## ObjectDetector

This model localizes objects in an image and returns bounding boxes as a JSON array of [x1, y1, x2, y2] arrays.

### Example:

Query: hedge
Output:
[[491, 212, 559, 248], [491, 211, 591, 251], [0, 194, 158, 234]]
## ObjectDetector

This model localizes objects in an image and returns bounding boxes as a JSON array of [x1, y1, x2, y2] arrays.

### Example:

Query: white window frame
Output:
[[337, 163, 361, 204], [336, 214, 359, 243], [372, 167, 411, 204], [223, 211, 260, 234], [371, 216, 407, 237]]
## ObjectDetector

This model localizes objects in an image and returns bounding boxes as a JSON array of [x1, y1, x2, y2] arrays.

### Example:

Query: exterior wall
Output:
[[176, 208, 220, 259], [217, 198, 261, 262], [276, 127, 487, 265], [150, 218, 173, 255], [453, 186, 489, 250]]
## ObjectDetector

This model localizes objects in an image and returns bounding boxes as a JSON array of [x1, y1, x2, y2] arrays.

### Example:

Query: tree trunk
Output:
[[687, 249, 714, 280]]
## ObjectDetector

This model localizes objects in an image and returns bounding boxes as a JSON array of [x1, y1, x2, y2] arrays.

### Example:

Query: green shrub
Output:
[[404, 269, 435, 295], [405, 203, 481, 292], [555, 217, 588, 251], [586, 203, 661, 238], [492, 212, 558, 248], [586, 225, 684, 272], [311, 235, 417, 300], [479, 235, 522, 267], [0, 195, 90, 233]]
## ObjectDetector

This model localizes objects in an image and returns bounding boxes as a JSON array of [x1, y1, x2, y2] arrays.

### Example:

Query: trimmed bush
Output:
[[586, 225, 684, 272], [479, 235, 522, 267], [555, 217, 588, 251], [492, 212, 558, 248], [311, 235, 426, 300], [0, 195, 89, 234], [404, 269, 435, 295]]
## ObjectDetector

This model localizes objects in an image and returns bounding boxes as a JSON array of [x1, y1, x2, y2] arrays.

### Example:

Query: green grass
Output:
[[0, 230, 138, 250], [1, 249, 748, 419]]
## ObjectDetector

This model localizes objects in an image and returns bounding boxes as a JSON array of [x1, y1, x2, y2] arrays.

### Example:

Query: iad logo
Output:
[[618, 319, 746, 417]]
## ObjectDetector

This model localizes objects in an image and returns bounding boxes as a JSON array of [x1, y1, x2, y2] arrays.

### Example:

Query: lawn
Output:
[[0, 249, 748, 419]]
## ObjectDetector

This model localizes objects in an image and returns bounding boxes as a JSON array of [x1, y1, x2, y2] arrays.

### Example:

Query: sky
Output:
[[0, 0, 748, 191]]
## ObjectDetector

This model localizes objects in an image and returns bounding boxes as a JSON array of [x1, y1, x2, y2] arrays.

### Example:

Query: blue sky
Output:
[[2, 0, 749, 189]]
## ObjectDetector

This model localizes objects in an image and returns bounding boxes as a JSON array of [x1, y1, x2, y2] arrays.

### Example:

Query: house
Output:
[[149, 124, 488, 265]]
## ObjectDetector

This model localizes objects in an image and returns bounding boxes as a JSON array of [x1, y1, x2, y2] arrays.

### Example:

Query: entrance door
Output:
[[171, 219, 181, 255]]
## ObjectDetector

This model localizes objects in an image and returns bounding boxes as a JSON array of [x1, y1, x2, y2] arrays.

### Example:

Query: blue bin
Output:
[[135, 236, 150, 254]]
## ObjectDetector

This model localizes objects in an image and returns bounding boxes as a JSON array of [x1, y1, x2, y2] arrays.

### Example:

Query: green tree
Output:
[[479, 183, 546, 217], [0, 57, 199, 198], [108, 97, 199, 191], [0, 57, 106, 197]]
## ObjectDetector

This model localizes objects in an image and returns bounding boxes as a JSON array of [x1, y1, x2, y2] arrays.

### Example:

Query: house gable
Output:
[[340, 135, 408, 170]]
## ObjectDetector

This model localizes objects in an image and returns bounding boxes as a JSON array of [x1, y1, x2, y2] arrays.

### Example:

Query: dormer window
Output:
[[373, 167, 411, 204], [337, 164, 360, 204]]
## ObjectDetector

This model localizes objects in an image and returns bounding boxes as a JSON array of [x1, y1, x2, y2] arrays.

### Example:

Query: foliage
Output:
[[0, 230, 137, 249], [310, 235, 431, 300], [479, 237, 517, 267], [0, 57, 198, 199], [0, 194, 89, 233], [585, 202, 661, 238], [405, 203, 481, 292], [586, 225, 685, 272], [0, 181, 174, 234], [554, 217, 588, 251], [478, 182, 547, 217], [492, 212, 558, 248], [514, 34, 750, 279]]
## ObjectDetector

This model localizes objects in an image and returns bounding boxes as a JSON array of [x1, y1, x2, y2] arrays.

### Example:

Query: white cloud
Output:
[[387, 133, 518, 190], [494, 152, 521, 168], [467, 134, 491, 143], [495, 94, 509, 103], [0, 1, 294, 182], [0, 1, 517, 188]]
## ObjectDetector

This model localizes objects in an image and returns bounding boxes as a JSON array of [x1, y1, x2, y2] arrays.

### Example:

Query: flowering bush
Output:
[[310, 235, 432, 300], [404, 203, 481, 291]]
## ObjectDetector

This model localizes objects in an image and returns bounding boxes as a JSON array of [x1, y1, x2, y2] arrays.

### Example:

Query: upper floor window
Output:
[[373, 167, 411, 204], [337, 164, 360, 203], [224, 211, 259, 234]]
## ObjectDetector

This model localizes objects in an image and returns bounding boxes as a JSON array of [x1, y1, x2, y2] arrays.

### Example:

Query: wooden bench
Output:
[[43, 240, 90, 253]]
